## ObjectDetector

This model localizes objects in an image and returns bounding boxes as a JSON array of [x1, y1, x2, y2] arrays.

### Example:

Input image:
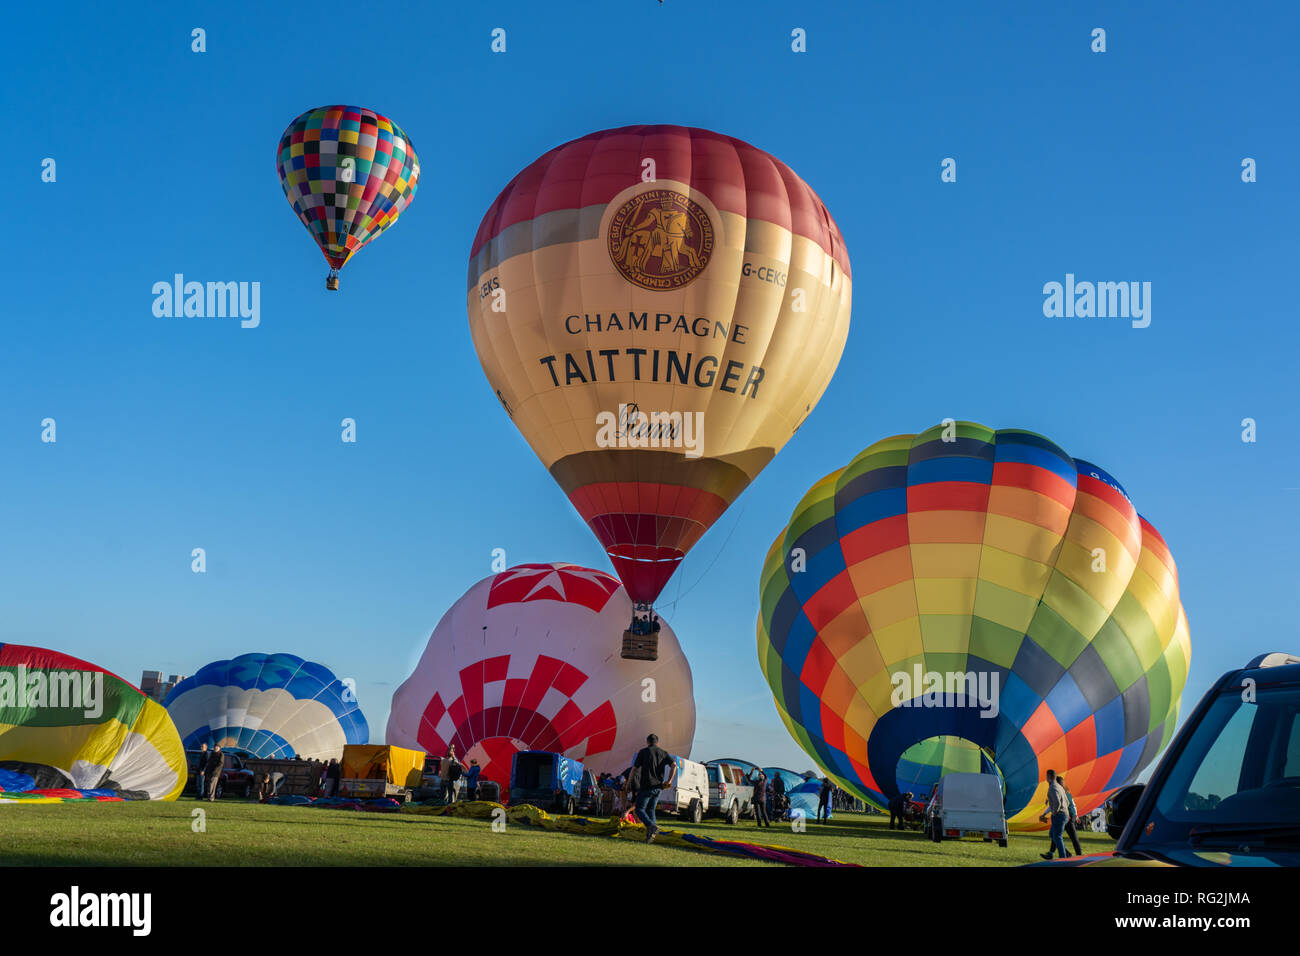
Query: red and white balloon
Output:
[[386, 563, 696, 788]]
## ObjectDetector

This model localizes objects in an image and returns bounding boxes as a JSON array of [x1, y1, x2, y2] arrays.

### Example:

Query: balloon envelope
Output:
[[387, 563, 696, 789], [276, 105, 420, 274], [468, 125, 852, 604], [0, 643, 186, 801], [164, 652, 369, 760], [757, 422, 1191, 829]]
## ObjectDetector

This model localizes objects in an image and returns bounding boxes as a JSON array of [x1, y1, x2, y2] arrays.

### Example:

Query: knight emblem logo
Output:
[[607, 188, 714, 290]]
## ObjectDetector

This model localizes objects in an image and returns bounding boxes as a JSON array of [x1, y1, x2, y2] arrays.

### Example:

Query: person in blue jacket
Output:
[[465, 759, 482, 800]]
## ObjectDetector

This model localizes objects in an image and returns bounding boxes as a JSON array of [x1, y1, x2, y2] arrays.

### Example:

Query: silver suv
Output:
[[706, 761, 754, 824]]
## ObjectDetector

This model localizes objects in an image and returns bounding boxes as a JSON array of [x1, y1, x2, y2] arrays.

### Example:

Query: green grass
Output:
[[0, 797, 1114, 866]]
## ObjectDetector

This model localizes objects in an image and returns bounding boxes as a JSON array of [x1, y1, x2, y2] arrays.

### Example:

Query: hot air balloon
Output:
[[0, 643, 187, 802], [467, 126, 852, 656], [163, 653, 368, 760], [757, 422, 1191, 830], [276, 105, 420, 290], [386, 563, 696, 790]]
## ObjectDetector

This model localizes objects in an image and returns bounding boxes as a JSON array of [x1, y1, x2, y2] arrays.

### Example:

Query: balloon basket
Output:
[[326, 272, 340, 291], [621, 630, 658, 661]]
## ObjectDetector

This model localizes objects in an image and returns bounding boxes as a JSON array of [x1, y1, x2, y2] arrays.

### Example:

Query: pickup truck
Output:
[[706, 760, 754, 824], [186, 750, 254, 798]]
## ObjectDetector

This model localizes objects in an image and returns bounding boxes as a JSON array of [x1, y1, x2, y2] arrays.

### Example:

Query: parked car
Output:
[[186, 750, 254, 798], [576, 768, 601, 814], [656, 754, 709, 823], [705, 760, 754, 824], [1033, 652, 1300, 867], [508, 750, 584, 814], [421, 755, 443, 789], [924, 772, 1008, 847]]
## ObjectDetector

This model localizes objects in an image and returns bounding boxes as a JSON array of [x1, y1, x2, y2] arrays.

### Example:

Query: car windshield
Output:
[[1139, 682, 1300, 847]]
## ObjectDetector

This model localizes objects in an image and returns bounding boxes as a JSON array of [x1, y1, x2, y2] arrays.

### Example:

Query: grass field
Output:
[[0, 797, 1115, 866]]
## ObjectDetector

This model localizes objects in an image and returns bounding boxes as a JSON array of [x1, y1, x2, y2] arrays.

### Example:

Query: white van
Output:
[[656, 754, 710, 823], [925, 772, 1008, 847]]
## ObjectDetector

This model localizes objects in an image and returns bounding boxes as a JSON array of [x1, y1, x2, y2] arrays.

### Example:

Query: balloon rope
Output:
[[656, 497, 747, 612]]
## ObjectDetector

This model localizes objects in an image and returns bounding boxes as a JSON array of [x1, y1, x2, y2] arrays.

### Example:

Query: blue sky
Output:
[[2, 1, 1296, 774]]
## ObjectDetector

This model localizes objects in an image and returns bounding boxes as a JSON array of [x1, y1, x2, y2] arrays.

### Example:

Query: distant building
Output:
[[140, 671, 184, 702]]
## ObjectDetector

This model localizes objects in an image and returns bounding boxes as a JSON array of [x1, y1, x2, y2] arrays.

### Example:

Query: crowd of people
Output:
[[191, 742, 347, 803], [627, 612, 662, 637], [194, 739, 1081, 858], [590, 736, 852, 843]]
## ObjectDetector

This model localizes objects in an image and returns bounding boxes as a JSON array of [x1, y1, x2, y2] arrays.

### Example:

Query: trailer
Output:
[[338, 744, 426, 802], [242, 757, 324, 797]]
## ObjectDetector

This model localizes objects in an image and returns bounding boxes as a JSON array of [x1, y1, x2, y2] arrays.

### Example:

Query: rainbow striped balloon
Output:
[[757, 422, 1190, 829]]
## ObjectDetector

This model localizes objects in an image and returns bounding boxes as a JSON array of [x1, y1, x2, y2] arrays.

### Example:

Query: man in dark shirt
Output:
[[630, 733, 677, 843], [204, 746, 225, 802], [751, 769, 771, 828], [817, 776, 833, 822], [194, 742, 209, 800], [888, 791, 905, 829]]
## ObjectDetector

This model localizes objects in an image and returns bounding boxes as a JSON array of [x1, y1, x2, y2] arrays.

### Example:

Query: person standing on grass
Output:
[[612, 770, 627, 815], [751, 768, 771, 828], [205, 746, 225, 802], [817, 776, 833, 822], [630, 733, 677, 843], [442, 747, 461, 804], [1038, 769, 1070, 860], [447, 756, 464, 802], [888, 790, 906, 829], [465, 759, 481, 801], [195, 742, 209, 799], [1058, 774, 1083, 856]]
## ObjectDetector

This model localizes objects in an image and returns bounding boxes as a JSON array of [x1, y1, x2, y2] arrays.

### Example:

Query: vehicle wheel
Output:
[[566, 795, 576, 815], [688, 799, 702, 824], [998, 838, 1008, 848], [726, 801, 738, 825], [931, 819, 943, 843]]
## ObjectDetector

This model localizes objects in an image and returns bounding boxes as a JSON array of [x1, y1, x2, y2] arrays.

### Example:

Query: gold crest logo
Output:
[[607, 189, 714, 290]]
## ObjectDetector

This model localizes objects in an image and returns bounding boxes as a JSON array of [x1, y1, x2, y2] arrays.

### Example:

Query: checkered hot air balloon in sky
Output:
[[276, 105, 420, 289], [467, 126, 852, 628], [757, 422, 1191, 831], [386, 563, 696, 790]]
